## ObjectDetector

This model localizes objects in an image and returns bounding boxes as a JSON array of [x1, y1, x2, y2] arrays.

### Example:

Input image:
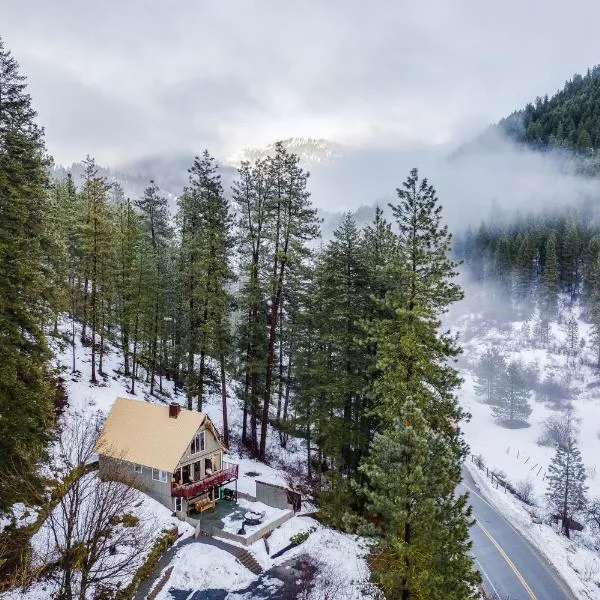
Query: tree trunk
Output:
[[279, 352, 292, 448], [71, 283, 77, 373], [81, 277, 89, 343], [198, 350, 205, 412], [220, 353, 229, 447], [260, 263, 285, 460]]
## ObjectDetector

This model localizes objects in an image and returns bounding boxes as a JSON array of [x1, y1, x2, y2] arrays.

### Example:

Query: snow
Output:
[[155, 543, 256, 597], [221, 498, 287, 536], [452, 291, 600, 597], [1, 319, 370, 599], [254, 516, 374, 600]]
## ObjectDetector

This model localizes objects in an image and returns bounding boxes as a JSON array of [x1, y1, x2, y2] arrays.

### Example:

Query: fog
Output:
[[307, 131, 600, 233]]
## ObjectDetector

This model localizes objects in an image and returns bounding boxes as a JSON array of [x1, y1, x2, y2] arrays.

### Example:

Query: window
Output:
[[175, 497, 182, 512], [190, 431, 205, 454], [152, 469, 168, 482], [134, 464, 143, 474]]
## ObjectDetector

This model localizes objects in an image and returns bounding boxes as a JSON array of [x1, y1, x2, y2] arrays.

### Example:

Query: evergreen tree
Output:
[[563, 216, 582, 302], [79, 156, 113, 384], [0, 37, 55, 507], [355, 169, 478, 597], [135, 180, 172, 396], [358, 407, 479, 599], [540, 230, 559, 318], [492, 361, 532, 426], [473, 347, 505, 404], [563, 312, 579, 356], [589, 254, 600, 367], [546, 437, 587, 538], [259, 143, 319, 460]]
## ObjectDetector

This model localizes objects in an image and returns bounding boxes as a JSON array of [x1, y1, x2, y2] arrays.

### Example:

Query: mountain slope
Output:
[[498, 66, 600, 155]]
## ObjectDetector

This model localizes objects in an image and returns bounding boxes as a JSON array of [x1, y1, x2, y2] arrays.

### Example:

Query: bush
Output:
[[115, 527, 178, 600], [514, 479, 535, 505], [537, 414, 578, 448], [290, 526, 316, 546], [120, 513, 140, 528]]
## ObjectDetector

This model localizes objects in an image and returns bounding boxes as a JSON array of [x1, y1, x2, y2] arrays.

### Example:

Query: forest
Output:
[[498, 64, 600, 156], [0, 36, 481, 598]]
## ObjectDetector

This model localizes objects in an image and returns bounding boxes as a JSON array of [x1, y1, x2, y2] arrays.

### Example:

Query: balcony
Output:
[[171, 461, 239, 499]]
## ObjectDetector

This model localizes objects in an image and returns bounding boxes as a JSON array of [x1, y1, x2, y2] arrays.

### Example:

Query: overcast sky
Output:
[[2, 1, 600, 166]]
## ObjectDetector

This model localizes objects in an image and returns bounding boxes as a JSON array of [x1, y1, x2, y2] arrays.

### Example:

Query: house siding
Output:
[[98, 455, 174, 510]]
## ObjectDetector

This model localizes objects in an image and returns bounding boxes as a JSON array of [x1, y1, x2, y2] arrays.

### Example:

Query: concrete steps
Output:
[[198, 532, 264, 575]]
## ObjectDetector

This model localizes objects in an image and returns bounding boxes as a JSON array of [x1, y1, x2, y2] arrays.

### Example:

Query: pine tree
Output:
[[356, 169, 478, 597], [79, 156, 113, 384], [492, 361, 532, 426], [0, 37, 55, 507], [259, 143, 319, 460], [358, 407, 479, 599], [589, 254, 600, 367], [563, 216, 582, 302], [233, 159, 269, 453], [540, 230, 559, 318], [546, 437, 587, 538], [563, 312, 579, 356], [474, 347, 505, 404], [135, 180, 172, 395]]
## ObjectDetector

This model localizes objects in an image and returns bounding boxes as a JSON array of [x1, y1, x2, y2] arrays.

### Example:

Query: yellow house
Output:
[[95, 397, 238, 517]]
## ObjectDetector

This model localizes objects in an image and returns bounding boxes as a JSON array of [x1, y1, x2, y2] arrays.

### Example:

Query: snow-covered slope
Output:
[[452, 290, 600, 594], [2, 319, 373, 599]]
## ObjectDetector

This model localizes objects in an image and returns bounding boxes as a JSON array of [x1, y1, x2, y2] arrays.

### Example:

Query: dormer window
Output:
[[190, 431, 205, 454]]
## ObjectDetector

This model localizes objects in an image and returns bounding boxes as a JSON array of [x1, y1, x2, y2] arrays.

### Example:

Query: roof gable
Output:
[[95, 397, 209, 472]]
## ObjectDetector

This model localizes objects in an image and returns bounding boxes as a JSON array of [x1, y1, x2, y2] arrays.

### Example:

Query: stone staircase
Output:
[[199, 533, 264, 575]]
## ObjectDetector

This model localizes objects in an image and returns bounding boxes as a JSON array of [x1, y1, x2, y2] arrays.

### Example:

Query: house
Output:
[[95, 397, 238, 519]]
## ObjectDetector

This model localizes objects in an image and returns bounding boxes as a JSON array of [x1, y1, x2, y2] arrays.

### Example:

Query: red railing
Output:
[[171, 462, 238, 499]]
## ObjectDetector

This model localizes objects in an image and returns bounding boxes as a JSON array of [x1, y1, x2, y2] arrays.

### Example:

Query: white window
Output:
[[190, 431, 205, 454], [134, 464, 143, 474], [152, 469, 168, 482]]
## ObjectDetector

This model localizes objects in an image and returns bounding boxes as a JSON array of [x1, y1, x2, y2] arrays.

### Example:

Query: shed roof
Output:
[[95, 397, 210, 472]]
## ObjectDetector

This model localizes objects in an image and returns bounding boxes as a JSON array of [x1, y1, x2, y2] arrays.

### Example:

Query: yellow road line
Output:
[[476, 519, 537, 600]]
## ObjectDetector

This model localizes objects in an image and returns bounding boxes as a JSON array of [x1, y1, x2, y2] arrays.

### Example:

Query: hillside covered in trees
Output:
[[497, 65, 600, 156]]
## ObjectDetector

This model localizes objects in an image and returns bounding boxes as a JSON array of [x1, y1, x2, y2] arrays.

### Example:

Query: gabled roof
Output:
[[95, 397, 217, 472]]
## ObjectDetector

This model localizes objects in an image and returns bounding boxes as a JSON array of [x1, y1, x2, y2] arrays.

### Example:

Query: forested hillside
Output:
[[456, 200, 600, 343], [497, 65, 600, 156], [0, 35, 482, 597]]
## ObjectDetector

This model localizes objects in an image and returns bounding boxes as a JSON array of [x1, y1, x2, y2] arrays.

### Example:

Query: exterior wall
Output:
[[177, 424, 223, 470], [256, 480, 292, 510], [98, 454, 174, 511]]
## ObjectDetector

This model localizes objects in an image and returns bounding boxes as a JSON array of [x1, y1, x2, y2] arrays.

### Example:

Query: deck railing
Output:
[[171, 461, 238, 499]]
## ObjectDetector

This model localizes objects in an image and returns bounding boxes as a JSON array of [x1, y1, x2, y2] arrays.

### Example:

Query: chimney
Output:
[[169, 403, 181, 419]]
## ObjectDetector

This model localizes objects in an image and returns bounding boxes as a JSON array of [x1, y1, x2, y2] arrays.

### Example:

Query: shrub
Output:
[[514, 479, 535, 505], [537, 414, 578, 448], [290, 526, 317, 546], [121, 514, 140, 528]]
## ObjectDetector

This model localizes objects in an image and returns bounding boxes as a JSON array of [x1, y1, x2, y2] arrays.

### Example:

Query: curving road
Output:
[[461, 467, 577, 600]]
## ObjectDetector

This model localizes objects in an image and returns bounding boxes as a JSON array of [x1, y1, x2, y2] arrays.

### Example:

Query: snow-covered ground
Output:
[[154, 515, 373, 600], [0, 319, 372, 599], [453, 290, 600, 596]]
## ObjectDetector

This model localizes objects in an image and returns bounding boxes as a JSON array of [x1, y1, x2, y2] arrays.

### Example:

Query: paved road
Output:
[[461, 467, 577, 600]]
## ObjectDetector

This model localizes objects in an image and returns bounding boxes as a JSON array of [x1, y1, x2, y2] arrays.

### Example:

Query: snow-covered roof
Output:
[[95, 397, 208, 472]]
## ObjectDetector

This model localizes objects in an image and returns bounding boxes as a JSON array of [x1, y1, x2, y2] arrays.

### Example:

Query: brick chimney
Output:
[[169, 403, 181, 419]]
